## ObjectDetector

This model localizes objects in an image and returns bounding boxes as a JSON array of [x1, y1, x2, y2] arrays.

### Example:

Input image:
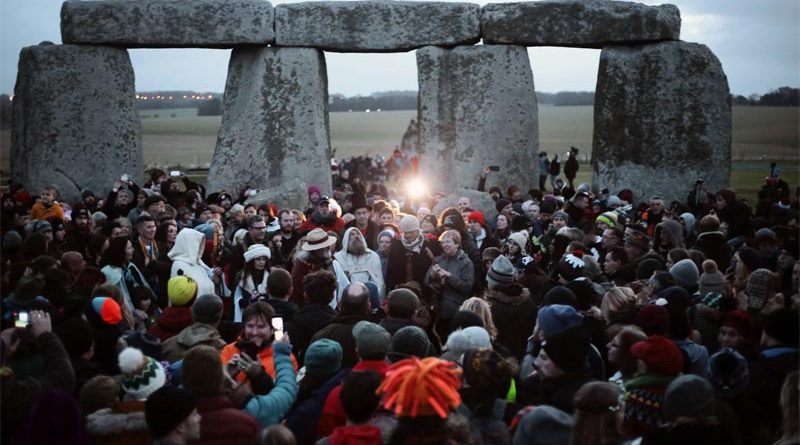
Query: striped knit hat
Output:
[[118, 347, 167, 400], [487, 255, 515, 288]]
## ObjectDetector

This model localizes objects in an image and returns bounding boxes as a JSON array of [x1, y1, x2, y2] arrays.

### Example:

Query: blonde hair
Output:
[[439, 229, 461, 246], [459, 297, 497, 339], [601, 287, 637, 324]]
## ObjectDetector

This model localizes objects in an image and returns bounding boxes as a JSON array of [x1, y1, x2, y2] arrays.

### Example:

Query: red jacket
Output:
[[299, 217, 346, 236], [315, 360, 390, 440], [148, 306, 193, 342], [194, 396, 260, 445]]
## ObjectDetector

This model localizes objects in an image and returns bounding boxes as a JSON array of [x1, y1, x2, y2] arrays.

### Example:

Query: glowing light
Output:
[[168, 96, 173, 99], [207, 95, 213, 99], [183, 95, 187, 99], [135, 94, 140, 99], [406, 177, 428, 200]]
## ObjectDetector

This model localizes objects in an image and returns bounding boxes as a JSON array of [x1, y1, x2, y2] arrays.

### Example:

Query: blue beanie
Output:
[[304, 339, 342, 378], [537, 304, 583, 338]]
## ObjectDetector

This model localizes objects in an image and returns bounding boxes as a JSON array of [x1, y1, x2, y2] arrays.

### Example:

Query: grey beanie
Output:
[[513, 405, 574, 445], [669, 259, 699, 292], [389, 326, 431, 363], [191, 294, 223, 325], [663, 374, 716, 421]]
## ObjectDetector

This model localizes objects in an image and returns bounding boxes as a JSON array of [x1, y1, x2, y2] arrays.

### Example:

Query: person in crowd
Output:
[[144, 385, 202, 445], [30, 185, 65, 221], [231, 215, 270, 279], [234, 244, 272, 322], [100, 236, 151, 324], [310, 283, 372, 368], [149, 275, 199, 342], [291, 229, 350, 308], [386, 215, 442, 295], [483, 255, 538, 359], [335, 228, 385, 306], [571, 381, 624, 445], [425, 229, 475, 341], [161, 293, 226, 362], [131, 215, 170, 302], [300, 196, 346, 235]]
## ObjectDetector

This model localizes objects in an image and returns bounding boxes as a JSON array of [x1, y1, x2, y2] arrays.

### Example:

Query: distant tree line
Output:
[[329, 91, 417, 112], [731, 87, 799, 106]]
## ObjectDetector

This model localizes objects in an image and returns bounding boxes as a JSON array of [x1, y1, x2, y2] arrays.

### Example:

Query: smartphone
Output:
[[170, 170, 181, 177], [120, 174, 129, 182], [488, 165, 500, 172], [272, 317, 284, 341], [15, 311, 28, 328]]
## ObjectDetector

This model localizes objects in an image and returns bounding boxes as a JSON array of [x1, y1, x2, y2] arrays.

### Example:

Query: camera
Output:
[[120, 174, 129, 182]]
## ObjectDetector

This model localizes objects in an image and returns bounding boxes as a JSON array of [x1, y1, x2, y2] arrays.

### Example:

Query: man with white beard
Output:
[[335, 227, 386, 308]]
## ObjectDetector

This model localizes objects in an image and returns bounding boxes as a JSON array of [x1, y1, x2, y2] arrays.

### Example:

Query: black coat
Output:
[[695, 231, 731, 272], [485, 287, 538, 360], [285, 303, 336, 363], [386, 238, 442, 292]]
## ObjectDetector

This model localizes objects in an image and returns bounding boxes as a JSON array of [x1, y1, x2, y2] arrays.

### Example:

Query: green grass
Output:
[[1, 106, 797, 201]]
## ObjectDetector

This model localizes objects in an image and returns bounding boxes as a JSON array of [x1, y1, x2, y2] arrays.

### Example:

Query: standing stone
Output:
[[208, 47, 332, 195], [482, 0, 680, 48], [12, 43, 141, 204], [61, 0, 275, 48], [416, 45, 538, 194], [275, 1, 480, 52], [592, 41, 731, 203]]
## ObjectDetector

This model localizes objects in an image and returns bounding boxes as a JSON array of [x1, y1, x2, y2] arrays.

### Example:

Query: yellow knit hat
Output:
[[168, 276, 197, 306]]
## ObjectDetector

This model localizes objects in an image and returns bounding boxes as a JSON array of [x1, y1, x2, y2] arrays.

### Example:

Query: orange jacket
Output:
[[30, 202, 65, 221], [220, 342, 298, 382]]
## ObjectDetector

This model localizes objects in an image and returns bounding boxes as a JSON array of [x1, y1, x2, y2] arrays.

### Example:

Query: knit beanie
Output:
[[378, 357, 462, 419], [595, 211, 618, 228], [630, 335, 684, 375], [182, 345, 224, 398], [79, 375, 120, 416], [662, 375, 716, 420], [304, 339, 343, 377], [542, 325, 590, 373], [718, 310, 756, 341], [495, 198, 511, 214], [552, 210, 569, 222], [244, 244, 271, 262], [144, 386, 197, 439], [636, 258, 664, 281], [706, 347, 749, 398], [537, 304, 584, 338], [118, 347, 167, 400], [443, 327, 491, 361], [633, 304, 670, 336], [556, 253, 585, 281], [399, 215, 420, 233], [193, 223, 215, 240], [512, 405, 573, 445], [390, 326, 431, 362], [168, 275, 198, 307], [736, 247, 760, 272], [699, 260, 726, 295], [467, 211, 486, 228], [745, 268, 776, 310], [191, 293, 224, 325], [353, 320, 392, 360], [542, 286, 578, 308], [508, 232, 529, 256], [669, 259, 699, 292], [487, 255, 515, 289], [91, 297, 122, 325], [606, 195, 622, 208]]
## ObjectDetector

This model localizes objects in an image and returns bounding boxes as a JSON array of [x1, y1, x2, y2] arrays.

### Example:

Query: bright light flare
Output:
[[406, 177, 429, 200]]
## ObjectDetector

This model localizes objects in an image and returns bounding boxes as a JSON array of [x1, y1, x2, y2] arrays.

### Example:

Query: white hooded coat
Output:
[[334, 227, 386, 300], [168, 228, 219, 299]]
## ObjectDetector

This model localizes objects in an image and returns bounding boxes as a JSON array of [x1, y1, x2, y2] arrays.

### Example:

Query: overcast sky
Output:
[[1, 0, 798, 96]]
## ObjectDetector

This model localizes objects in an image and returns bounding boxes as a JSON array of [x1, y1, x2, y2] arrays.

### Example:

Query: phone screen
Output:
[[272, 317, 284, 341], [170, 170, 180, 177], [15, 312, 28, 328]]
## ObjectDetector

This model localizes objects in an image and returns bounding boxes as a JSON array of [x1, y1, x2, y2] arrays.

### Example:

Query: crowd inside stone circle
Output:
[[0, 151, 798, 445]]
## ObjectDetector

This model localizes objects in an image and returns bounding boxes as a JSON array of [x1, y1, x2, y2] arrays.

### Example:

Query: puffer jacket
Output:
[[244, 342, 299, 427]]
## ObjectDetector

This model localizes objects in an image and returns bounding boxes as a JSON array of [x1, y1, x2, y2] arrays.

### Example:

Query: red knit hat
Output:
[[467, 211, 486, 228], [630, 335, 684, 375], [719, 310, 756, 341], [633, 304, 670, 337]]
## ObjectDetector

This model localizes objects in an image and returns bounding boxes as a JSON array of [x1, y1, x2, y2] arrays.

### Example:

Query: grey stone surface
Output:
[[275, 1, 480, 52], [61, 0, 274, 48], [432, 189, 498, 223], [207, 47, 332, 195], [11, 44, 142, 204], [482, 0, 680, 48], [245, 178, 309, 211], [416, 45, 539, 194], [592, 41, 731, 204]]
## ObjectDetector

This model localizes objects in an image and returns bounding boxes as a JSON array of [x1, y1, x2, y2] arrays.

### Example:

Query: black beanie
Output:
[[542, 325, 590, 373], [145, 386, 197, 439], [763, 309, 800, 347], [541, 286, 578, 308]]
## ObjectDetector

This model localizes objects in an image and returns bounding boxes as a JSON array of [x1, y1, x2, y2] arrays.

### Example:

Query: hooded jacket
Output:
[[334, 227, 386, 299], [85, 400, 150, 445], [168, 228, 216, 297], [161, 322, 227, 363]]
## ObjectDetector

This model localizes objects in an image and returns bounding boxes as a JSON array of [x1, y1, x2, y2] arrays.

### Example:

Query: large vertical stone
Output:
[[208, 47, 332, 195], [12, 43, 141, 204], [592, 41, 731, 203], [416, 45, 538, 193]]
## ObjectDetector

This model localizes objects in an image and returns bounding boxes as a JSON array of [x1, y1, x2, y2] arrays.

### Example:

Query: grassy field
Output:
[[0, 105, 797, 201]]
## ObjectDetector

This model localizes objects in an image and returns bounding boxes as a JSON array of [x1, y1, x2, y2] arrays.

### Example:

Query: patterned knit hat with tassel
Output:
[[118, 347, 166, 400]]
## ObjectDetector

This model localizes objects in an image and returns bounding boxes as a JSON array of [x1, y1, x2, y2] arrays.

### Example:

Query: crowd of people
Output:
[[0, 155, 798, 445]]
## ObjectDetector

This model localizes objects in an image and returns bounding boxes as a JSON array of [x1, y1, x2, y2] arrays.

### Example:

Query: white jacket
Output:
[[168, 228, 229, 300], [334, 227, 385, 300]]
